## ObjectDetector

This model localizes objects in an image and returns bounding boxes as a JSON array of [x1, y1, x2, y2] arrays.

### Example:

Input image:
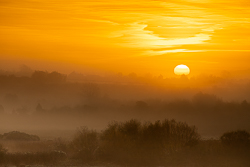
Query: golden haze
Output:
[[0, 0, 250, 77]]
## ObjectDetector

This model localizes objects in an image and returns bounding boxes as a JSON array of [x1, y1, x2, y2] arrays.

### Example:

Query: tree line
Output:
[[0, 119, 250, 166]]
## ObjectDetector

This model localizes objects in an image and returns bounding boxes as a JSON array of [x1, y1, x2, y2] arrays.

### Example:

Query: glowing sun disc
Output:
[[174, 64, 190, 75]]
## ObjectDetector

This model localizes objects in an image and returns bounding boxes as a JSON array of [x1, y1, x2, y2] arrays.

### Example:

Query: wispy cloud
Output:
[[203, 50, 250, 52], [1, 0, 250, 75], [72, 17, 119, 26], [113, 22, 213, 56], [142, 49, 203, 56]]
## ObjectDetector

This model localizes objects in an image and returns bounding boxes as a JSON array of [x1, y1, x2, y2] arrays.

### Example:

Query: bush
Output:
[[220, 130, 250, 147], [100, 119, 200, 165], [70, 127, 99, 162], [0, 131, 40, 141], [0, 144, 7, 164], [100, 119, 142, 164]]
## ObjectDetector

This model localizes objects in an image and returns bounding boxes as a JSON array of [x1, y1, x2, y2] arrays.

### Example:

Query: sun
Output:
[[174, 64, 190, 75]]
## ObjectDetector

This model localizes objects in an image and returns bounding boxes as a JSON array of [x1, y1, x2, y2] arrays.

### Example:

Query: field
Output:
[[0, 120, 250, 167]]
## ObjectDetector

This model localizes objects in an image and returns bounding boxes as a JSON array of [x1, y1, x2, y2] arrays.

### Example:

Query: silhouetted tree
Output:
[[31, 71, 66, 83], [31, 71, 48, 83], [100, 119, 200, 165], [17, 65, 33, 77], [47, 71, 67, 83]]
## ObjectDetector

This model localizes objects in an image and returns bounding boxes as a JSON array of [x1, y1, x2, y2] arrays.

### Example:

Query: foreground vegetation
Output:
[[0, 119, 250, 167]]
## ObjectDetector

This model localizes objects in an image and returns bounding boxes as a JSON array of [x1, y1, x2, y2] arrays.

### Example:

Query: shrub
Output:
[[220, 130, 250, 147], [142, 119, 200, 150], [1, 131, 40, 141], [70, 127, 99, 162], [100, 119, 142, 164], [53, 138, 69, 153], [100, 119, 200, 165], [0, 144, 7, 164]]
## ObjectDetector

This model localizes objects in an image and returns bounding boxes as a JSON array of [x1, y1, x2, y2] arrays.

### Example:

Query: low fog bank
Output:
[[0, 70, 250, 139], [1, 68, 250, 101], [0, 92, 249, 139]]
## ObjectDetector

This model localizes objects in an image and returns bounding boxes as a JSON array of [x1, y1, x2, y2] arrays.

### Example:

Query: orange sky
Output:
[[1, 0, 250, 77]]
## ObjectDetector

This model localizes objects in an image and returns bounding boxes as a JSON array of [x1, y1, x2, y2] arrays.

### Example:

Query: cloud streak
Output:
[[113, 22, 213, 56]]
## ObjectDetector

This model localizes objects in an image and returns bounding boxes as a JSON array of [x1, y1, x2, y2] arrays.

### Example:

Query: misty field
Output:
[[0, 120, 250, 167], [0, 71, 250, 166], [1, 0, 250, 165]]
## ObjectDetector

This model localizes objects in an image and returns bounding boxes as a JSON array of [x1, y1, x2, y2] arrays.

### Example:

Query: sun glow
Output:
[[0, 0, 250, 76], [174, 64, 190, 75]]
